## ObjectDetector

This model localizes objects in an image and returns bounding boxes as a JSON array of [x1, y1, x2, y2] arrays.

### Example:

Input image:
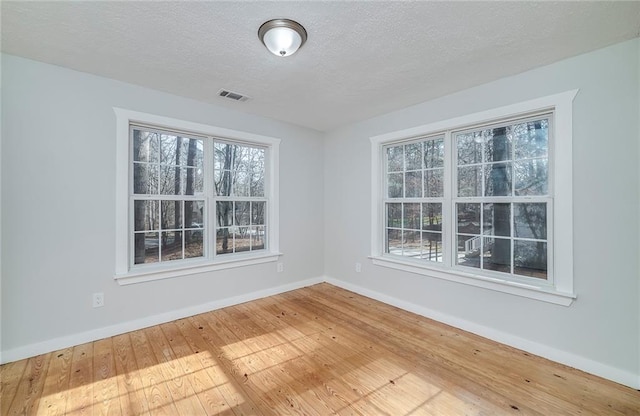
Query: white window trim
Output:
[[114, 108, 281, 285], [370, 90, 578, 306]]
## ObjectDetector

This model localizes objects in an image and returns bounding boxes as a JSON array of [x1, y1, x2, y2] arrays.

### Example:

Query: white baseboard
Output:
[[324, 276, 640, 390], [3, 274, 637, 390], [1, 276, 324, 364]]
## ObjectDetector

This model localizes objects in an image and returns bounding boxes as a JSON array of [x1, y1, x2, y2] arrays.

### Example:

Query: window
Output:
[[385, 137, 445, 262], [213, 142, 267, 255], [453, 116, 550, 279], [115, 109, 280, 284], [371, 91, 577, 305], [132, 128, 206, 265]]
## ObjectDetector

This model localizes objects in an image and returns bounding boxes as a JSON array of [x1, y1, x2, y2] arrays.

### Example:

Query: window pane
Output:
[[484, 162, 512, 196], [252, 201, 266, 225], [457, 165, 482, 197], [133, 162, 158, 194], [184, 166, 204, 195], [250, 147, 265, 170], [216, 201, 233, 227], [185, 230, 204, 259], [404, 143, 422, 170], [185, 201, 204, 229], [179, 137, 192, 166], [514, 120, 548, 159], [484, 237, 511, 274], [457, 203, 480, 235], [403, 203, 420, 230], [421, 203, 441, 231], [251, 167, 265, 197], [514, 203, 547, 240], [514, 240, 547, 279], [133, 130, 159, 163], [235, 201, 250, 226], [235, 227, 251, 253], [387, 145, 403, 172], [251, 226, 266, 250], [485, 128, 511, 163], [251, 177, 265, 197], [214, 143, 240, 197], [159, 165, 181, 195], [424, 169, 443, 197], [182, 138, 204, 167], [216, 228, 233, 254], [159, 135, 203, 167], [421, 232, 442, 262], [388, 173, 403, 198], [387, 203, 402, 228], [234, 169, 250, 197], [215, 169, 232, 196], [514, 159, 548, 196], [134, 200, 158, 231], [405, 171, 422, 198], [456, 234, 480, 269], [424, 138, 444, 168], [404, 231, 421, 257], [161, 200, 183, 230], [456, 133, 483, 165], [386, 229, 402, 255], [167, 136, 204, 167], [235, 145, 251, 171], [483, 203, 510, 237], [134, 232, 158, 264], [214, 143, 231, 170], [160, 134, 180, 165], [232, 145, 245, 171], [161, 231, 183, 261]]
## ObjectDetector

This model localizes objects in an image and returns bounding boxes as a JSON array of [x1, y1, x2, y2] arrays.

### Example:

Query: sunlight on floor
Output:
[[37, 349, 246, 415]]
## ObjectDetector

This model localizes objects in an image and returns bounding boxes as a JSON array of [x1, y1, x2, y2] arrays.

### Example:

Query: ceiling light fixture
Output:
[[258, 19, 307, 57]]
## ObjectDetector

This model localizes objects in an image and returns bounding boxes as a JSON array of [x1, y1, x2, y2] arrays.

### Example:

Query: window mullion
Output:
[[479, 202, 484, 271], [181, 200, 186, 260], [158, 200, 163, 261], [510, 202, 514, 275], [443, 131, 454, 268], [204, 138, 215, 260]]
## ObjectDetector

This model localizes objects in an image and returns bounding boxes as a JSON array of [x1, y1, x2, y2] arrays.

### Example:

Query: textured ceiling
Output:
[[2, 1, 639, 132]]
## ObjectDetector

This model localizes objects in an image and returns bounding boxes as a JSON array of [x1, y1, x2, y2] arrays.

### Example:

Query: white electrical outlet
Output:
[[93, 292, 104, 308], [277, 262, 284, 273], [355, 262, 362, 273]]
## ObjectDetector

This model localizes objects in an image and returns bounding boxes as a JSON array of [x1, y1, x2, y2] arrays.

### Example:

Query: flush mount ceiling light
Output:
[[258, 19, 307, 57]]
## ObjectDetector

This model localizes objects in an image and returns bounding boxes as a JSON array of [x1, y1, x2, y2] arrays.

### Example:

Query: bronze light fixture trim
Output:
[[258, 19, 308, 57]]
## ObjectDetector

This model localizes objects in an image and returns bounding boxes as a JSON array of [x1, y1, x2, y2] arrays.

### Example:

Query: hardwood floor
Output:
[[2, 283, 638, 415]]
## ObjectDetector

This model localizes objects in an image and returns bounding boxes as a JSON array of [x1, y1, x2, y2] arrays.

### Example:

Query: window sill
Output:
[[115, 252, 282, 285], [370, 256, 575, 306]]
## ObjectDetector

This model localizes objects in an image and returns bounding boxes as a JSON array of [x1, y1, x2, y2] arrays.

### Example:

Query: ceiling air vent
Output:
[[218, 89, 251, 102]]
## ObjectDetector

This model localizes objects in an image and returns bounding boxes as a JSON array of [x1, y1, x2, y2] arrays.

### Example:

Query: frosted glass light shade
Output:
[[263, 27, 302, 56], [259, 19, 307, 57]]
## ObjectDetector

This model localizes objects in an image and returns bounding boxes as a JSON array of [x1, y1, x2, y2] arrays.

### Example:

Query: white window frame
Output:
[[370, 90, 577, 306], [114, 108, 281, 285]]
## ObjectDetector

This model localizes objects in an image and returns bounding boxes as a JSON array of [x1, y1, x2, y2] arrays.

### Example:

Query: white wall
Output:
[[324, 39, 640, 387], [637, 38, 640, 388], [0, 56, 3, 363], [0, 54, 324, 359]]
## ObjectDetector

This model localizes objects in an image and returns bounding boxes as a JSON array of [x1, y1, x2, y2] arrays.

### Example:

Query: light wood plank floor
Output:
[[2, 283, 639, 415]]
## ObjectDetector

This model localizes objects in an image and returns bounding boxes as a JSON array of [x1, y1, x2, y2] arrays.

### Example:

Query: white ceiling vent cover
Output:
[[217, 89, 251, 102]]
